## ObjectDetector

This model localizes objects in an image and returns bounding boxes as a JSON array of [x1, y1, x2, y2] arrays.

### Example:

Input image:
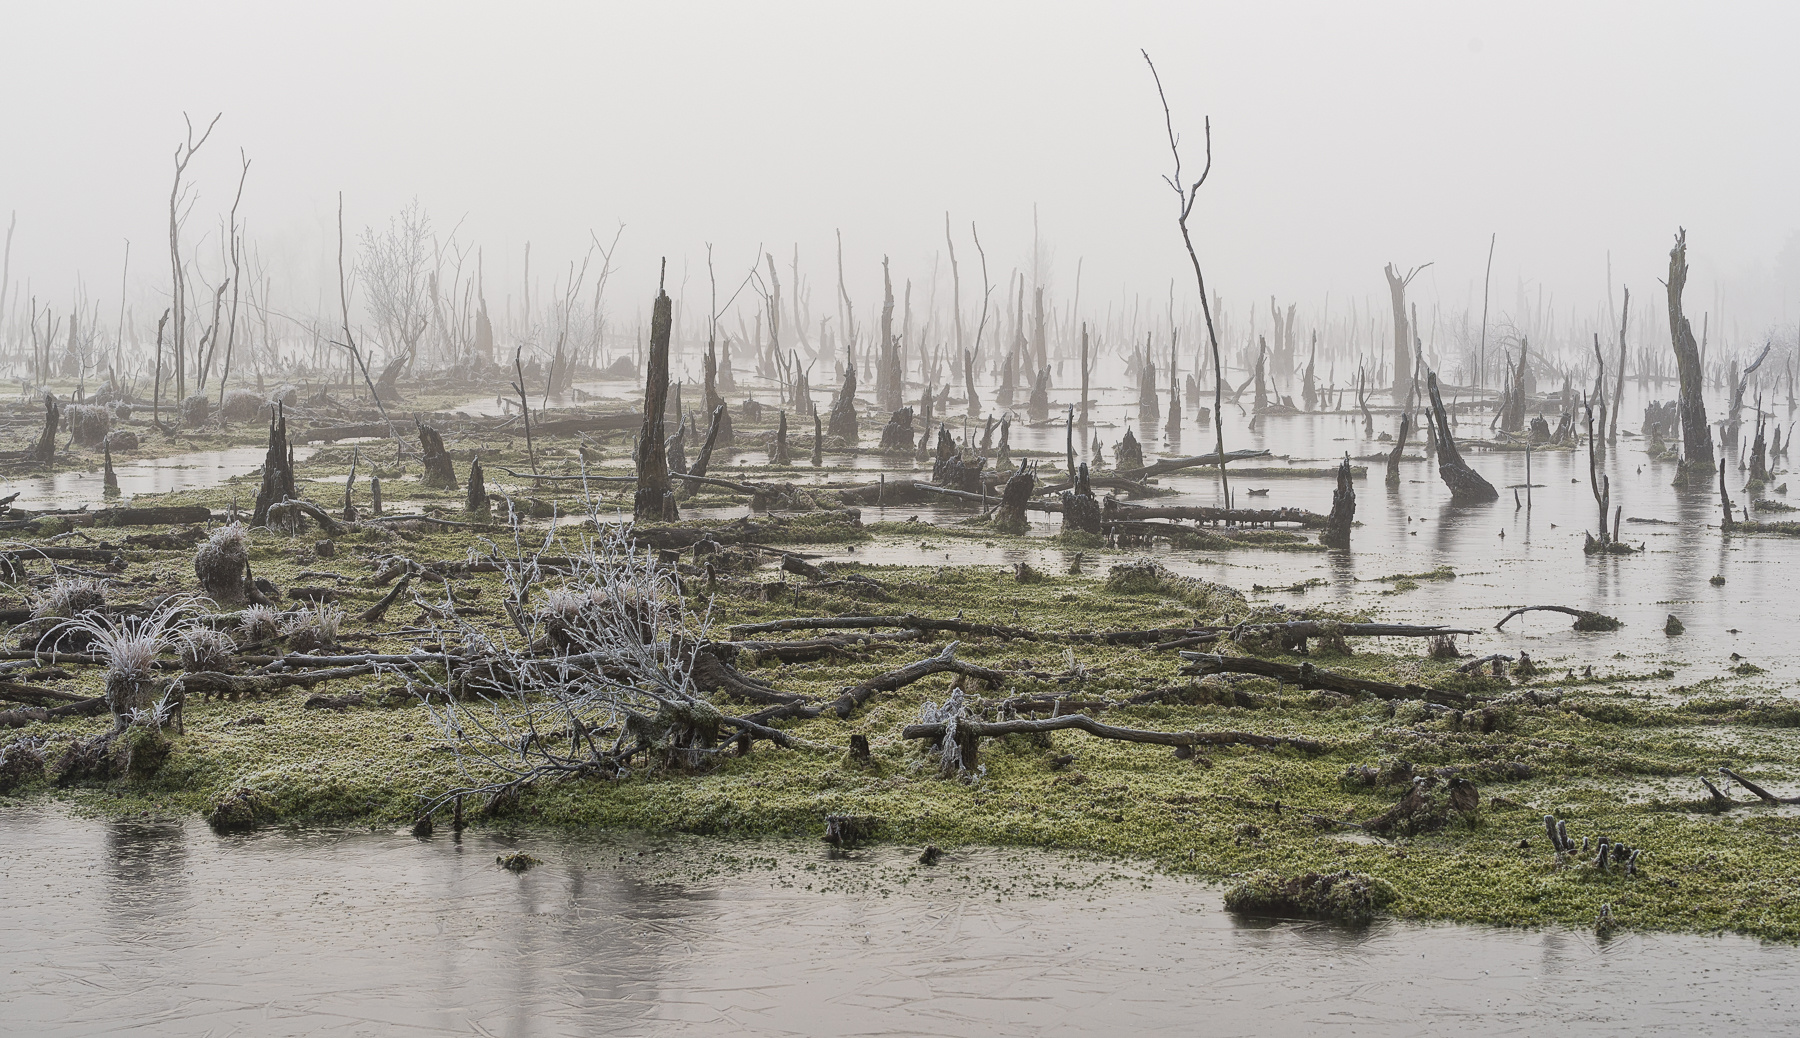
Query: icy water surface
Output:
[[1, 807, 1793, 1037]]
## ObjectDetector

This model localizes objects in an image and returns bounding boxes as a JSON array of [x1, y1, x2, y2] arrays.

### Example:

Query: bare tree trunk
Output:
[[1428, 373, 1497, 502], [635, 265, 676, 521], [1322, 456, 1355, 549], [1610, 286, 1628, 444], [1667, 229, 1715, 484], [876, 256, 901, 412]]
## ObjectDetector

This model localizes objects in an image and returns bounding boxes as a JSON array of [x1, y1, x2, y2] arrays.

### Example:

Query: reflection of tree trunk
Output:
[[1667, 229, 1714, 484]]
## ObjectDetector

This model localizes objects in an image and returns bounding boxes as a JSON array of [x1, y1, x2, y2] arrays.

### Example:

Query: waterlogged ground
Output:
[[4, 365, 1800, 951], [4, 807, 1795, 1037]]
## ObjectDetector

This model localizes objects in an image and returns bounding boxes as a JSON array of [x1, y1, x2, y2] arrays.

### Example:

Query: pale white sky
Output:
[[3, 0, 1798, 344]]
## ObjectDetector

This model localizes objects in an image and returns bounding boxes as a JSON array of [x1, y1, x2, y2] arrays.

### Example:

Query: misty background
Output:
[[4, 0, 1799, 366]]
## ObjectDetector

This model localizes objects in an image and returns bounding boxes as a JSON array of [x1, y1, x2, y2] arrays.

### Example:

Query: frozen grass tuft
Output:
[[281, 603, 343, 652], [178, 627, 237, 672], [31, 576, 109, 619], [194, 523, 250, 603]]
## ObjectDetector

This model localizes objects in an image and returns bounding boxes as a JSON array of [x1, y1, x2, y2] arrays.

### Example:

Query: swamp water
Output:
[[2, 806, 1793, 1037]]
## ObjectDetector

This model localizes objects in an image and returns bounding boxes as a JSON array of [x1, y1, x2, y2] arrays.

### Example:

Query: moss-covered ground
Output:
[[5, 396, 1800, 941]]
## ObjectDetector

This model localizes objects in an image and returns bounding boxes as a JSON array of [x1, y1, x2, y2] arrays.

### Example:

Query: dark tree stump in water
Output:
[[773, 411, 791, 466], [1027, 366, 1051, 423], [1385, 414, 1410, 488], [993, 462, 1037, 534], [32, 394, 59, 466], [1061, 463, 1103, 536], [418, 422, 458, 490], [1322, 456, 1356, 549], [1116, 426, 1144, 472], [1427, 374, 1497, 503], [879, 407, 916, 452], [828, 364, 858, 443]]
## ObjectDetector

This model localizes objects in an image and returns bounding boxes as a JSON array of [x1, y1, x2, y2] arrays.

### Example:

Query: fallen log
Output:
[[1719, 766, 1800, 805], [1494, 605, 1622, 632], [0, 694, 108, 727], [0, 681, 91, 707], [181, 664, 380, 699], [724, 629, 926, 663], [1178, 651, 1471, 707], [0, 546, 126, 565], [901, 713, 1324, 770], [727, 615, 1475, 647], [730, 613, 1043, 641], [1114, 448, 1272, 480], [1111, 503, 1329, 527]]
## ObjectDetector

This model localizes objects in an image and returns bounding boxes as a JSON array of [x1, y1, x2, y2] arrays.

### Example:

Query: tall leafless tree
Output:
[[1143, 51, 1232, 506]]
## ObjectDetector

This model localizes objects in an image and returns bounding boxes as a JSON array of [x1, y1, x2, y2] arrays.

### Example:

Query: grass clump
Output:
[[1224, 869, 1399, 923], [1104, 558, 1246, 616]]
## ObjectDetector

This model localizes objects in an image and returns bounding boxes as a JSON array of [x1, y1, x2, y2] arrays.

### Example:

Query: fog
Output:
[[5, 0, 1800, 356]]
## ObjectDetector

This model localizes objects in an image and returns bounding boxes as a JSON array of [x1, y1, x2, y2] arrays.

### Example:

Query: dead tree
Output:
[[1724, 340, 1773, 450], [690, 404, 727, 478], [1427, 372, 1497, 502], [1610, 287, 1629, 444], [828, 362, 858, 442], [879, 407, 916, 452], [1385, 413, 1410, 488], [1144, 51, 1232, 507], [876, 257, 902, 412], [1322, 456, 1355, 548], [1079, 323, 1093, 427], [30, 393, 58, 466], [1061, 463, 1104, 536], [418, 422, 458, 489], [812, 410, 824, 467], [1667, 230, 1715, 484], [1384, 262, 1430, 403], [773, 411, 791, 466], [466, 457, 490, 518], [252, 406, 296, 525], [1028, 366, 1051, 423], [634, 266, 676, 521], [1582, 402, 1618, 553], [993, 462, 1037, 534]]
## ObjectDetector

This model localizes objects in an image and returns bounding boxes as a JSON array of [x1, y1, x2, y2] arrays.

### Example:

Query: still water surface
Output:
[[1, 807, 1792, 1037]]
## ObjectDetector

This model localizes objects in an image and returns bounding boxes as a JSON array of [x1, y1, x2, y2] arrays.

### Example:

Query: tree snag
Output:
[[1427, 373, 1497, 503], [635, 265, 676, 522]]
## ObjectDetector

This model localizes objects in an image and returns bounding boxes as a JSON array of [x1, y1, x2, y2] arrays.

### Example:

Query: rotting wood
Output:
[[1178, 652, 1471, 707]]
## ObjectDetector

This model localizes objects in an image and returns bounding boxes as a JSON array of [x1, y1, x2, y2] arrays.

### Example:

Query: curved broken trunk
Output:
[[1427, 373, 1498, 503]]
